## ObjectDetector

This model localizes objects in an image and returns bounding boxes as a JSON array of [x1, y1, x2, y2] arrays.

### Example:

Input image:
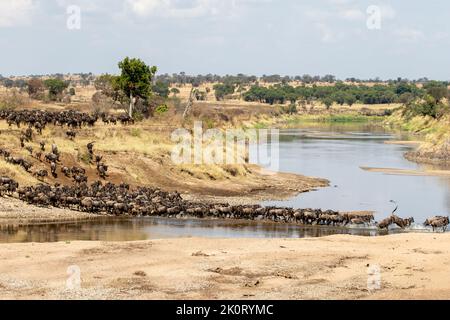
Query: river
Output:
[[262, 123, 450, 223], [1, 123, 449, 242]]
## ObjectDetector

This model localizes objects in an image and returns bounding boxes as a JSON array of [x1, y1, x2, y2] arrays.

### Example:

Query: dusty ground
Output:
[[0, 234, 449, 300]]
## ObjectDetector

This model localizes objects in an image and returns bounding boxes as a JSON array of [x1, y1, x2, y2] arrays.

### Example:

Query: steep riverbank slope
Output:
[[0, 116, 328, 213], [0, 233, 449, 300], [387, 111, 450, 164]]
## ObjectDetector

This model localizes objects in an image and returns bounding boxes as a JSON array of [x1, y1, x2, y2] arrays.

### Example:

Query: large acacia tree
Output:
[[116, 57, 157, 117]]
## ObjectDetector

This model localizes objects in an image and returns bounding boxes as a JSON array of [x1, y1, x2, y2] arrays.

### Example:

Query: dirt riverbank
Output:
[[0, 234, 449, 300], [0, 197, 97, 225]]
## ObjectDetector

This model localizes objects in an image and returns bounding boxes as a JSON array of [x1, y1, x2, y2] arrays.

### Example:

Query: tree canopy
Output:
[[44, 79, 68, 101], [116, 57, 157, 116]]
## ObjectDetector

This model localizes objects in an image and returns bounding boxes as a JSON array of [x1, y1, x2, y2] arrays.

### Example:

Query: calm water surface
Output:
[[263, 123, 450, 222], [0, 217, 398, 243]]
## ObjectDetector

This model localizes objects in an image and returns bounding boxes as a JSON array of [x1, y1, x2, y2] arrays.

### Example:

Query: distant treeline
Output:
[[2, 72, 448, 89], [242, 82, 426, 106], [154, 73, 446, 86], [0, 73, 94, 88]]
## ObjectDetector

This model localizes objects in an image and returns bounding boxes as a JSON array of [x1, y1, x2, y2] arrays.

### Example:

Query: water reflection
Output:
[[0, 217, 388, 243]]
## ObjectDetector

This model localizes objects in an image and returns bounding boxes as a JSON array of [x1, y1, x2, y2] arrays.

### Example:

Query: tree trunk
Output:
[[129, 92, 134, 117]]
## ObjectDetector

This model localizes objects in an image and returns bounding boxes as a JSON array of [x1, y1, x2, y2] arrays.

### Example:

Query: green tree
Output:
[[44, 79, 68, 101], [213, 83, 235, 101], [152, 81, 170, 98], [94, 74, 123, 103], [424, 81, 448, 103], [344, 93, 356, 107], [116, 57, 157, 117], [322, 97, 334, 110]]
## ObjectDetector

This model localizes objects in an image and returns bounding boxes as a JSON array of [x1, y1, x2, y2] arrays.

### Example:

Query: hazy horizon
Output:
[[1, 0, 450, 80]]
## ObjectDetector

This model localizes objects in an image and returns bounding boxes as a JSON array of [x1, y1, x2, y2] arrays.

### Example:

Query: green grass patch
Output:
[[287, 114, 384, 124]]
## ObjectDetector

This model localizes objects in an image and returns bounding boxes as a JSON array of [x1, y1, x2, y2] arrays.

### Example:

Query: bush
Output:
[[44, 78, 68, 101], [155, 104, 169, 115], [213, 83, 235, 101], [404, 95, 449, 119]]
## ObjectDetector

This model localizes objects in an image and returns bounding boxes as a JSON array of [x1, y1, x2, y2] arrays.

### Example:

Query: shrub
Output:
[[155, 104, 169, 115], [404, 95, 449, 119]]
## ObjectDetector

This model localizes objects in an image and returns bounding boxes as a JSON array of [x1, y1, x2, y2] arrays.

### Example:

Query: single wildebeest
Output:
[[97, 163, 108, 179], [34, 151, 42, 161], [61, 166, 71, 177], [45, 153, 59, 163], [73, 174, 88, 184], [51, 144, 59, 156], [50, 161, 57, 178], [95, 155, 103, 165], [24, 128, 33, 141], [66, 130, 76, 140], [34, 170, 48, 180], [392, 215, 414, 229], [87, 142, 95, 155], [377, 216, 394, 230]]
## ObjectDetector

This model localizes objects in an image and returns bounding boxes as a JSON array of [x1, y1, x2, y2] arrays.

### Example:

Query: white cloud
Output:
[[379, 4, 396, 20], [338, 8, 365, 21], [316, 22, 343, 43], [126, 0, 239, 18], [0, 0, 36, 27]]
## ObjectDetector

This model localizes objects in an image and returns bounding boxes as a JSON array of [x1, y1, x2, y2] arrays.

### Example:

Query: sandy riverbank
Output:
[[0, 197, 97, 225], [0, 234, 449, 300]]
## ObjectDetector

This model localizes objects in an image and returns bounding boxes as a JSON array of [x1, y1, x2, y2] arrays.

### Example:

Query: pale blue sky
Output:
[[0, 0, 449, 79]]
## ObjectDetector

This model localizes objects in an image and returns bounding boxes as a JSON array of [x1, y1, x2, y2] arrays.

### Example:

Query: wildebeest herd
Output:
[[0, 109, 133, 129], [0, 109, 130, 183], [0, 109, 449, 232], [0, 176, 448, 232]]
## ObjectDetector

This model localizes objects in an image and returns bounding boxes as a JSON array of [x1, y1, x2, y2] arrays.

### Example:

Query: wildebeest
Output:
[[377, 216, 394, 230], [97, 163, 108, 179], [45, 153, 59, 163], [34, 169, 49, 180], [25, 146, 33, 155], [392, 215, 415, 229], [50, 161, 57, 178], [66, 130, 76, 140], [425, 216, 449, 232]]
